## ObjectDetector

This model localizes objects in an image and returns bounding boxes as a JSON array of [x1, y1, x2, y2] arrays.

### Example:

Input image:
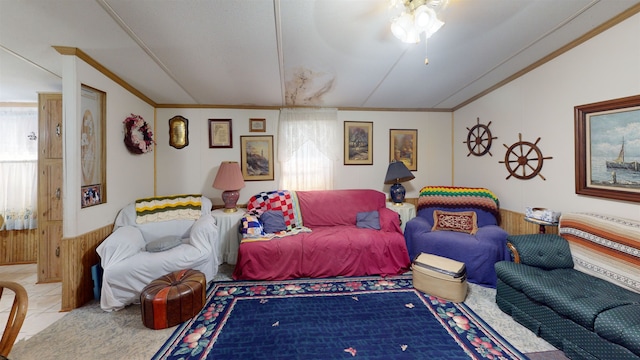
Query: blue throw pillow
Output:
[[261, 210, 287, 233], [356, 211, 380, 230]]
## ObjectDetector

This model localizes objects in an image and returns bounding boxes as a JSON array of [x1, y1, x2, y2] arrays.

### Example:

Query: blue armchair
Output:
[[404, 186, 509, 287]]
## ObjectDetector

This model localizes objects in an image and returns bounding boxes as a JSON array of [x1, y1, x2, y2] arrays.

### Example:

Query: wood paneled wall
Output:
[[61, 224, 112, 311], [0, 229, 37, 265], [499, 208, 558, 235]]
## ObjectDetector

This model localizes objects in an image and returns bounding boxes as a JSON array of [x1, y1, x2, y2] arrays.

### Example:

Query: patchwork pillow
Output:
[[145, 236, 183, 252], [432, 210, 478, 235], [241, 214, 264, 237], [260, 210, 287, 234], [356, 211, 381, 230]]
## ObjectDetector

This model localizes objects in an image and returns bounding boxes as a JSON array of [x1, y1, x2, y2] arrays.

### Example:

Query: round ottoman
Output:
[[140, 269, 206, 330]]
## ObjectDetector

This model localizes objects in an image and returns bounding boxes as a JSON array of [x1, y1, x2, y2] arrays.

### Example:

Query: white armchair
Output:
[[96, 196, 219, 311]]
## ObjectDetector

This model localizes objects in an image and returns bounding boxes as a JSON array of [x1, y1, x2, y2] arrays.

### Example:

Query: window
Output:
[[278, 108, 339, 190], [0, 106, 38, 230]]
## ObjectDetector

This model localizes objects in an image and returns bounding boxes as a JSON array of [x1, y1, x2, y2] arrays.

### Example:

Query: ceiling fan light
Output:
[[413, 5, 434, 30], [391, 13, 416, 43], [424, 17, 444, 38], [404, 28, 421, 43]]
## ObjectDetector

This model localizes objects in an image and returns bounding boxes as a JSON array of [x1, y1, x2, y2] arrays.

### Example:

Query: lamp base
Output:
[[221, 190, 240, 212], [390, 183, 406, 204]]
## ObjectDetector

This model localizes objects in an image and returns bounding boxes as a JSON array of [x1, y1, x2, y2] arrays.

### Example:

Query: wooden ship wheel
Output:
[[499, 133, 553, 180], [463, 117, 497, 156]]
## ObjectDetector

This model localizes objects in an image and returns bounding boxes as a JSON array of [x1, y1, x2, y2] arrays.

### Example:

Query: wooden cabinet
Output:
[[38, 93, 63, 283]]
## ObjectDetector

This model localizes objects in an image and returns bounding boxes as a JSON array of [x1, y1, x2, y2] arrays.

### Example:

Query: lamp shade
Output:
[[213, 161, 245, 190], [384, 161, 415, 184], [213, 161, 245, 212]]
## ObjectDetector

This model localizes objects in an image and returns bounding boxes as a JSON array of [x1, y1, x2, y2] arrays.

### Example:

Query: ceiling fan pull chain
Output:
[[424, 38, 429, 65]]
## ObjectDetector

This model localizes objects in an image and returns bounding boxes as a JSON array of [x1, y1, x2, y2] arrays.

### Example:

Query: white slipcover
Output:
[[96, 197, 219, 311]]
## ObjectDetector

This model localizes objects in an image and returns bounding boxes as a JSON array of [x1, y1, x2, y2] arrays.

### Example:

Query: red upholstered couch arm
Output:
[[378, 207, 402, 233]]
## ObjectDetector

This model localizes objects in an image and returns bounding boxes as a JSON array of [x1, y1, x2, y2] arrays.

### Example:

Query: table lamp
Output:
[[213, 161, 245, 212], [384, 160, 415, 204]]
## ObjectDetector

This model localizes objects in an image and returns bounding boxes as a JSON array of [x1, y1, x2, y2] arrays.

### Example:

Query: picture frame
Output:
[[390, 129, 418, 171], [240, 135, 274, 181], [209, 119, 232, 148], [249, 118, 266, 132], [575, 95, 640, 202], [80, 84, 106, 208], [344, 121, 373, 165]]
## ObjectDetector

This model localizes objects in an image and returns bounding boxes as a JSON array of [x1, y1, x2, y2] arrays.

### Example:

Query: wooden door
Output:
[[38, 93, 63, 283]]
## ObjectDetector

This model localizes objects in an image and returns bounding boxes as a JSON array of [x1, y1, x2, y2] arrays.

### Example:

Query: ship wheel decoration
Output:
[[499, 133, 553, 180], [463, 117, 497, 156]]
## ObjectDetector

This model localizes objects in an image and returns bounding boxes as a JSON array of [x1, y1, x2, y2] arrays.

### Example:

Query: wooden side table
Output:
[[524, 216, 558, 234], [385, 202, 416, 233], [212, 208, 246, 265]]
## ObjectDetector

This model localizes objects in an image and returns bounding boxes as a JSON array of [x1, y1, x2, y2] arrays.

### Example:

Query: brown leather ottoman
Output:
[[140, 269, 206, 330]]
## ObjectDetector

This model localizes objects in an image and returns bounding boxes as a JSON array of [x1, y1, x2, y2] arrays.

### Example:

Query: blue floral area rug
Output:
[[152, 275, 528, 360]]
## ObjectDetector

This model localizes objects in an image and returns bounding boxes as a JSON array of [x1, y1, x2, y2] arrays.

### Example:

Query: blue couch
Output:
[[496, 233, 640, 359]]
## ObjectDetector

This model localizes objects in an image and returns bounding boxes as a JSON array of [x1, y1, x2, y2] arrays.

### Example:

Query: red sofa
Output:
[[232, 189, 411, 280]]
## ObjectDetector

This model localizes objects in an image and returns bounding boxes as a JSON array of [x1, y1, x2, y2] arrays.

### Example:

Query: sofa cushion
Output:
[[507, 234, 574, 270], [495, 261, 546, 292], [431, 210, 478, 234], [356, 211, 380, 230], [498, 263, 640, 331], [595, 304, 640, 356], [261, 210, 287, 233], [145, 235, 183, 252]]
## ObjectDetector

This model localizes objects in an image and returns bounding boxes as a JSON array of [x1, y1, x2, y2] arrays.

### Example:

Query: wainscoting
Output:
[[60, 224, 112, 311], [0, 229, 37, 264]]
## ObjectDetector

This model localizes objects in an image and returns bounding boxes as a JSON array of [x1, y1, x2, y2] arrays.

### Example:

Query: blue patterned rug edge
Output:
[[152, 275, 528, 360]]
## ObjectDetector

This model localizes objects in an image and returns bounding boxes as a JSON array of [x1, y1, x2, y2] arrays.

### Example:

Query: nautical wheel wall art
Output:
[[463, 117, 497, 156], [499, 133, 553, 180]]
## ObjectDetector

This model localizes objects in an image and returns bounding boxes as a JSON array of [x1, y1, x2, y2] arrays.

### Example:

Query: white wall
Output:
[[155, 108, 452, 207], [453, 13, 640, 219], [62, 56, 155, 237]]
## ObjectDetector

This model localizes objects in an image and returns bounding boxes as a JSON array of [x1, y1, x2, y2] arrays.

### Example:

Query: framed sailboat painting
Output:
[[575, 95, 640, 202]]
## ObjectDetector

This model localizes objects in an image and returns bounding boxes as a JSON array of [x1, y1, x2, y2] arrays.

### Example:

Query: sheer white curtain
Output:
[[0, 107, 38, 230], [278, 108, 339, 190]]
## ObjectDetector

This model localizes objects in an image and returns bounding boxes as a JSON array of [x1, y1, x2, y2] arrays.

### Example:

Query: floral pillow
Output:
[[432, 210, 478, 235]]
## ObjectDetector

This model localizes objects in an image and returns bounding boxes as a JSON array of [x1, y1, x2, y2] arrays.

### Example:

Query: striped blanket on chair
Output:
[[417, 186, 500, 218], [135, 194, 202, 224]]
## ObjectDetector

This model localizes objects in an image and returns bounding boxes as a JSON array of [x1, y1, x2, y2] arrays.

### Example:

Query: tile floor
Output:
[[0, 263, 66, 343]]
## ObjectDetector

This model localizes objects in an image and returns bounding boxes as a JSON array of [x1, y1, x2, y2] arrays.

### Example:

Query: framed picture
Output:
[[575, 95, 640, 202], [80, 84, 106, 208], [390, 129, 418, 171], [169, 115, 189, 149], [249, 118, 266, 132], [240, 135, 274, 181], [81, 184, 103, 208], [209, 119, 232, 148], [344, 121, 373, 165]]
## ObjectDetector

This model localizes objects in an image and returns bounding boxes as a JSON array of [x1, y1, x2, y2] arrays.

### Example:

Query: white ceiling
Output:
[[1, 0, 639, 110]]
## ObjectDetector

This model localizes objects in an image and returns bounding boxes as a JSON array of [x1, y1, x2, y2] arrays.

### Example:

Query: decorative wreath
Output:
[[123, 114, 155, 154]]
